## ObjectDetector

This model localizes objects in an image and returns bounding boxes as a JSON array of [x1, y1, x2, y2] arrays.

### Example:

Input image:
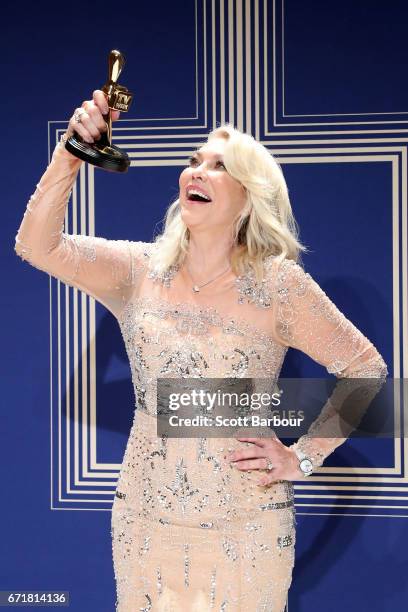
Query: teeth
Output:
[[187, 189, 211, 201]]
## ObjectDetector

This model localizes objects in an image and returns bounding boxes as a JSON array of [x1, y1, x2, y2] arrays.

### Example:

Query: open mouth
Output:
[[186, 189, 212, 204]]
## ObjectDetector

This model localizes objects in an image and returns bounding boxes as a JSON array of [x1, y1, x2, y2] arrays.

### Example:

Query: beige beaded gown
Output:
[[15, 141, 388, 612]]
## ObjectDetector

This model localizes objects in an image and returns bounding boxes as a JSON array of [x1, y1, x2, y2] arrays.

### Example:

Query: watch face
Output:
[[300, 458, 313, 474]]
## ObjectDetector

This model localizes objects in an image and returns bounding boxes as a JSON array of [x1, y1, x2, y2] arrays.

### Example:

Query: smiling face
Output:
[[178, 137, 247, 235]]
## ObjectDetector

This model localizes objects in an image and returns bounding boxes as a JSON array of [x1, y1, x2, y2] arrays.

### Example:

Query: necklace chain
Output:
[[185, 263, 231, 293]]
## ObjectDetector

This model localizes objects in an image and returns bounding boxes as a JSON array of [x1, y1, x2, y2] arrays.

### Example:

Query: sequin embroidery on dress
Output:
[[112, 286, 296, 611], [110, 251, 386, 612]]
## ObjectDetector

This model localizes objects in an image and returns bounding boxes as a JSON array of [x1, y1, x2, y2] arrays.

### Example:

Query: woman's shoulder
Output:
[[270, 257, 319, 311], [264, 254, 311, 291], [129, 240, 157, 260], [263, 253, 306, 274], [129, 240, 181, 286], [124, 241, 156, 283]]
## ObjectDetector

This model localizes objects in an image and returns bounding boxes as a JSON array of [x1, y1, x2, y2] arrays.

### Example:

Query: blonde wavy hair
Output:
[[149, 123, 308, 282]]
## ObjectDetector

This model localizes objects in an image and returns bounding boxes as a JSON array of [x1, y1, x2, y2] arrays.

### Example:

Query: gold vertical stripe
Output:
[[220, 0, 225, 124], [392, 157, 400, 379], [254, 0, 259, 139], [281, 0, 285, 119], [228, 0, 235, 123], [80, 304, 87, 479], [396, 149, 405, 476], [195, 0, 199, 119], [49, 259, 54, 506], [64, 179, 71, 492], [74, 168, 83, 485], [390, 156, 401, 475], [394, 385, 402, 473], [202, 0, 208, 126], [402, 148, 407, 378], [88, 165, 97, 469], [73, 266, 79, 484], [405, 427, 408, 491], [57, 270, 62, 499], [65, 284, 70, 493], [48, 127, 54, 503], [236, 0, 243, 130], [212, 0, 217, 128], [245, 0, 252, 134], [80, 166, 88, 480], [264, 0, 268, 134]]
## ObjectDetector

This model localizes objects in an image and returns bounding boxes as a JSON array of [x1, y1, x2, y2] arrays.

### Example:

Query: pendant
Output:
[[192, 285, 200, 293]]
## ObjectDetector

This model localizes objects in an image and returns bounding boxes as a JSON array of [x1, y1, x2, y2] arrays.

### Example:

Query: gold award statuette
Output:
[[65, 49, 133, 173]]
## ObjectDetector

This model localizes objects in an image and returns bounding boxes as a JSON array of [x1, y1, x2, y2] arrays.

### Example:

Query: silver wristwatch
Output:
[[294, 447, 314, 477]]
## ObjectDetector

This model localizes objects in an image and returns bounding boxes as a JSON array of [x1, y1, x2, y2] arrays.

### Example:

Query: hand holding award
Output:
[[63, 49, 133, 172]]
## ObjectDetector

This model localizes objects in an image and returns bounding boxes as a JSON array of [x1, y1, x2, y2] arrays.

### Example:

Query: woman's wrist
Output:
[[287, 447, 309, 480], [56, 132, 83, 164]]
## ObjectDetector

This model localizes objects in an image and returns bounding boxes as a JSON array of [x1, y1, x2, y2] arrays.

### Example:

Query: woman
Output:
[[15, 90, 388, 611]]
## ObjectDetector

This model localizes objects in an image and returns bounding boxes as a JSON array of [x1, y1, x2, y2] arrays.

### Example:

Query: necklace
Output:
[[185, 263, 231, 293]]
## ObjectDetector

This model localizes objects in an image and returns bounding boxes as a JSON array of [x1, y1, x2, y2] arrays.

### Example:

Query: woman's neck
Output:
[[184, 232, 236, 282]]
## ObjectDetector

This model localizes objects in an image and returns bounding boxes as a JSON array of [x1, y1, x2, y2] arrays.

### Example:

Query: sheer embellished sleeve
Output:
[[14, 140, 151, 318], [271, 258, 388, 474]]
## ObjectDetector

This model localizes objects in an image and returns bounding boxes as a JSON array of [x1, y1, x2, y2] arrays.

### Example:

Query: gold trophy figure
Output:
[[65, 50, 133, 172]]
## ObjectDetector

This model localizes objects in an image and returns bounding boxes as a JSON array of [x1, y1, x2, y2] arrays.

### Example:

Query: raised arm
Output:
[[14, 92, 150, 318], [272, 258, 388, 474]]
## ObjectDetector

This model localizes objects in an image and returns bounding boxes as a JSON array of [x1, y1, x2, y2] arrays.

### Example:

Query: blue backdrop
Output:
[[2, 1, 407, 610]]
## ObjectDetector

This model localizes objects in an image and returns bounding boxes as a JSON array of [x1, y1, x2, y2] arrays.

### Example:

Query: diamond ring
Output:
[[265, 459, 274, 471], [74, 109, 86, 123]]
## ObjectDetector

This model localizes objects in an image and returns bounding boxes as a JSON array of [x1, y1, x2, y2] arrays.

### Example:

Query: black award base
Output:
[[65, 133, 130, 173]]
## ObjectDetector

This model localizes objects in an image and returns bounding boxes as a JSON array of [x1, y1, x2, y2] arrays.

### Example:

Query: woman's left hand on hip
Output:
[[226, 436, 302, 485]]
